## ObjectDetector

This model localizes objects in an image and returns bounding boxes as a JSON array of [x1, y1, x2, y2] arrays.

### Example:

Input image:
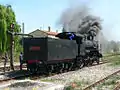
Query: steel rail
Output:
[[83, 70, 120, 90]]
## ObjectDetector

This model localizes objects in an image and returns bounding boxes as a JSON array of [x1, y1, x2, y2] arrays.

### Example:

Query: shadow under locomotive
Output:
[[22, 31, 102, 74]]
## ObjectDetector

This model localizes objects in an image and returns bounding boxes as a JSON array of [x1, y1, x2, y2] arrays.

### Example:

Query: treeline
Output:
[[0, 4, 22, 57], [101, 40, 120, 54]]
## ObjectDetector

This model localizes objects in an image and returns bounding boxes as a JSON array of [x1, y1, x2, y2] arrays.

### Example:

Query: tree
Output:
[[0, 4, 21, 70], [0, 5, 7, 53], [109, 41, 119, 53]]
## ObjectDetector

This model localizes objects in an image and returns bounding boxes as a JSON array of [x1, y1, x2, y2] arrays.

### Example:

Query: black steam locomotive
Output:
[[23, 30, 102, 74]]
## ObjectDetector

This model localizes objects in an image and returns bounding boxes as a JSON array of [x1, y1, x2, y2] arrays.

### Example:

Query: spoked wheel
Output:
[[63, 63, 69, 72], [89, 58, 94, 66], [29, 68, 37, 75], [27, 64, 36, 75], [67, 63, 72, 71], [43, 65, 49, 76], [77, 60, 84, 69], [96, 58, 100, 64], [71, 62, 77, 71], [84, 58, 90, 67], [56, 63, 63, 74], [76, 56, 84, 69], [68, 62, 74, 71], [47, 65, 53, 75]]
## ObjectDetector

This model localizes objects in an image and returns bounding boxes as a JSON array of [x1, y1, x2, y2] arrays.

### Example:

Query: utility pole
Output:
[[7, 23, 33, 71], [22, 23, 24, 34], [22, 23, 24, 46], [6, 7, 14, 71], [10, 23, 14, 71]]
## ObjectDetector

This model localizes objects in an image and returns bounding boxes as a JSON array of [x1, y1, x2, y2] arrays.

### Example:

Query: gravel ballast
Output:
[[40, 63, 120, 89], [0, 63, 120, 90]]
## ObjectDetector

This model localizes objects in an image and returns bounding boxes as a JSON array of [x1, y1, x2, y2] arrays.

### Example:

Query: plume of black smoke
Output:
[[57, 5, 109, 53], [58, 5, 102, 36], [57, 2, 119, 54]]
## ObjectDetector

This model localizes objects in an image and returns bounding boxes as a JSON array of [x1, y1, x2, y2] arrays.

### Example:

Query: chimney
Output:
[[48, 26, 50, 32]]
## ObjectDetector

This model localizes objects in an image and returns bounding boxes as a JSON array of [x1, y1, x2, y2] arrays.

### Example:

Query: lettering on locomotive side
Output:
[[29, 46, 40, 51]]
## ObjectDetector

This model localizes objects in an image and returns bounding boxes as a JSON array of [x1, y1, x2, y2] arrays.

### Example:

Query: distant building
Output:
[[20, 27, 59, 45], [29, 26, 58, 38], [29, 29, 48, 37]]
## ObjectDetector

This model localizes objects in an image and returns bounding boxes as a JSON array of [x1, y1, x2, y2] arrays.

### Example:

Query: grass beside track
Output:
[[93, 73, 120, 90], [102, 54, 120, 66]]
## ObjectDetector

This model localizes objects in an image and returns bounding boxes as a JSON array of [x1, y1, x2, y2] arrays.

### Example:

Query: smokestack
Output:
[[48, 26, 51, 32]]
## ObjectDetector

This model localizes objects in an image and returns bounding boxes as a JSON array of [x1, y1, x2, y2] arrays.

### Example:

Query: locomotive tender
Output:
[[23, 30, 102, 74]]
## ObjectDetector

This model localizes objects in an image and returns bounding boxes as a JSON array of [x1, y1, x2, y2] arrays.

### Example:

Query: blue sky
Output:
[[0, 0, 120, 41]]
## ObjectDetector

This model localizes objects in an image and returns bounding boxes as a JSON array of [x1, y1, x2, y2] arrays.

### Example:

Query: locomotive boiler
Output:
[[23, 30, 102, 74]]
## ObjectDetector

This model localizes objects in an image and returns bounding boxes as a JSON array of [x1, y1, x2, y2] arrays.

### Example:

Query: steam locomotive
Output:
[[23, 30, 102, 74]]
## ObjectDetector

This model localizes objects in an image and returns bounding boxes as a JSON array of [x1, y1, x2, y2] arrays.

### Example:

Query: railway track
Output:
[[0, 59, 108, 73], [83, 69, 120, 90], [0, 53, 114, 73], [0, 52, 114, 72], [0, 73, 29, 83], [114, 83, 120, 90], [0, 64, 26, 72], [0, 60, 108, 84], [0, 55, 113, 90], [0, 54, 117, 89], [103, 53, 120, 57]]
